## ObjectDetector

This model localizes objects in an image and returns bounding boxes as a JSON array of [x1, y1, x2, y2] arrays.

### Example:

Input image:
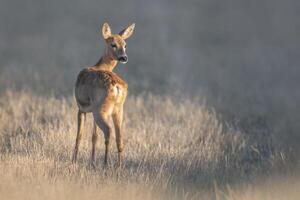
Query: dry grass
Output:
[[0, 90, 298, 199], [221, 176, 300, 200]]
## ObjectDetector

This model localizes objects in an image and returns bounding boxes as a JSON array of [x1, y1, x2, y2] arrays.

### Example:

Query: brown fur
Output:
[[72, 22, 135, 168]]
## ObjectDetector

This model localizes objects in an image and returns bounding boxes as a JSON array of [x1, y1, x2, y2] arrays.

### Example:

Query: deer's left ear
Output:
[[119, 23, 135, 40]]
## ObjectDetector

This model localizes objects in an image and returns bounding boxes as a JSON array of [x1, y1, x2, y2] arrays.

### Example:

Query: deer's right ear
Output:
[[119, 23, 135, 40], [102, 23, 112, 39]]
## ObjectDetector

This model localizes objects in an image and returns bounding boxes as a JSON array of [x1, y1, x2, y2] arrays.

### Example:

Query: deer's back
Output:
[[75, 67, 128, 112]]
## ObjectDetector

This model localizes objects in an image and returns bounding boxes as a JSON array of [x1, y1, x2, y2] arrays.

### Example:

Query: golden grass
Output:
[[0, 90, 298, 199]]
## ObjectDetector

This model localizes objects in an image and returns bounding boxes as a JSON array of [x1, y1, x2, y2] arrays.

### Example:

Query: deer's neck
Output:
[[94, 51, 117, 72]]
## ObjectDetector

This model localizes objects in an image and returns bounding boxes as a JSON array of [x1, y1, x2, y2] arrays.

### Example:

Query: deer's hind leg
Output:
[[112, 104, 124, 167], [72, 110, 86, 164], [92, 98, 114, 166], [113, 88, 127, 167]]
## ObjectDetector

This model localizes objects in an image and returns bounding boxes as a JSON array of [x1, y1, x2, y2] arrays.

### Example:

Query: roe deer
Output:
[[72, 22, 135, 168]]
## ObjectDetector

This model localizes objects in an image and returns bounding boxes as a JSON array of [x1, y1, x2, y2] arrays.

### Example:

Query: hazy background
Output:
[[0, 0, 299, 154]]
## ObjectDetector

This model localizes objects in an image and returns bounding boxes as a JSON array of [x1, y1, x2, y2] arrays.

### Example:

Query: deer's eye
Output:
[[124, 45, 127, 49], [111, 43, 117, 48]]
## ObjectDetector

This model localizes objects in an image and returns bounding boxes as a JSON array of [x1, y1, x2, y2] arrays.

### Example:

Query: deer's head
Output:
[[102, 22, 135, 64]]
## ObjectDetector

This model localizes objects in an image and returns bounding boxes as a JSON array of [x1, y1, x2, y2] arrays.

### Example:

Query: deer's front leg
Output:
[[91, 121, 99, 168]]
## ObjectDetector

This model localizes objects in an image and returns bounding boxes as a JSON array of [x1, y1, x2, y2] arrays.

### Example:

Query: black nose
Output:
[[119, 56, 128, 62]]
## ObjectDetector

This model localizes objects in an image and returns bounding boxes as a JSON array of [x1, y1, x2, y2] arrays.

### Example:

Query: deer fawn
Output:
[[72, 22, 135, 168]]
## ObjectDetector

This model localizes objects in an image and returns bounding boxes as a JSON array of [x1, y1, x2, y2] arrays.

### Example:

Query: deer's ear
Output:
[[119, 23, 135, 40], [102, 22, 112, 39]]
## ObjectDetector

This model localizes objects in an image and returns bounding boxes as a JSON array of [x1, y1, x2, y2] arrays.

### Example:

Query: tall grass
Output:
[[0, 90, 295, 199]]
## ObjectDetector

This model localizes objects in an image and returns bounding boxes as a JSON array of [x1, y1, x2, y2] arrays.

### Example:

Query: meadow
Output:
[[0, 89, 298, 199], [0, 0, 300, 199]]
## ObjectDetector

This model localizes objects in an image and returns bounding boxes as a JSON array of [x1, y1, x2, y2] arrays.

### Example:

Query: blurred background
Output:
[[0, 0, 299, 155]]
